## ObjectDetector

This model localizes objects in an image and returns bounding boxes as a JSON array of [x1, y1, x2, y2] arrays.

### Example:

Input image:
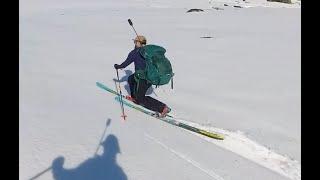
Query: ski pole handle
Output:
[[128, 19, 133, 26]]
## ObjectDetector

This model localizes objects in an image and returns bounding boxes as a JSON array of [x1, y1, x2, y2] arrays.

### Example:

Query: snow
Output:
[[20, 0, 300, 180]]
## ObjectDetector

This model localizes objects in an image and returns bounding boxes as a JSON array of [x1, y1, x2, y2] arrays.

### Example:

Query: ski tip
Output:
[[215, 136, 225, 140], [96, 81, 103, 87], [199, 130, 225, 140]]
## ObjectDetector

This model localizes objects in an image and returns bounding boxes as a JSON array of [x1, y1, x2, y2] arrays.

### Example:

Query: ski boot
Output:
[[125, 95, 137, 104], [159, 106, 171, 118]]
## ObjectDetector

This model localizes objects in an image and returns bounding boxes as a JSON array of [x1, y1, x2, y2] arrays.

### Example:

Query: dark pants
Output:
[[128, 74, 166, 113]]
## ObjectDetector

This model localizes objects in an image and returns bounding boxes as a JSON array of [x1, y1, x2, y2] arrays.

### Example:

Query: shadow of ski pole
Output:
[[94, 119, 111, 156], [28, 166, 52, 180]]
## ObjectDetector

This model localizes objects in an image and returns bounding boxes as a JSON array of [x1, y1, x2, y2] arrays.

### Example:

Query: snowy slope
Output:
[[20, 0, 300, 179]]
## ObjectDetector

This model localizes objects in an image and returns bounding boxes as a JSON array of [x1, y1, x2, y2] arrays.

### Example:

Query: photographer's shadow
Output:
[[51, 134, 127, 180]]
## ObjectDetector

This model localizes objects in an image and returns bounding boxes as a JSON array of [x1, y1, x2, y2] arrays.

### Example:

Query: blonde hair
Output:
[[135, 35, 147, 45]]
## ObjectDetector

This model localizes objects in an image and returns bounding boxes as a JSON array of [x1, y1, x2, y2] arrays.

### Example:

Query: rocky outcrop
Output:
[[186, 9, 204, 13], [267, 0, 292, 4]]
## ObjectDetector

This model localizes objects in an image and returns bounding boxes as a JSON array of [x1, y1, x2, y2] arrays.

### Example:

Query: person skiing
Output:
[[114, 35, 171, 117]]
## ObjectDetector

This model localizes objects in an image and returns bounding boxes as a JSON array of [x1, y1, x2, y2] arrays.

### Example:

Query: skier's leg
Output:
[[127, 74, 136, 98], [143, 96, 166, 113], [135, 79, 167, 113]]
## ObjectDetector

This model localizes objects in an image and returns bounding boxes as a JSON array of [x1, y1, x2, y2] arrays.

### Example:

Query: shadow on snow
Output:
[[51, 119, 127, 180]]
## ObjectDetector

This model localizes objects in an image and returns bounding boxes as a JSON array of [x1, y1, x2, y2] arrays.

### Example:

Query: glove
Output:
[[114, 64, 120, 69]]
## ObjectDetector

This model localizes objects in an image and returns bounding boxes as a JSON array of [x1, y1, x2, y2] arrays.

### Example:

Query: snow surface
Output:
[[20, 0, 301, 179]]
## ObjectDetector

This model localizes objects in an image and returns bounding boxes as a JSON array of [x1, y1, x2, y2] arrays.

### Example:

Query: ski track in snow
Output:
[[144, 133, 225, 180], [171, 118, 301, 180]]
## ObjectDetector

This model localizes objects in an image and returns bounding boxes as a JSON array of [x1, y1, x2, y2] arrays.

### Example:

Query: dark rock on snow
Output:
[[187, 9, 204, 13], [267, 0, 292, 4]]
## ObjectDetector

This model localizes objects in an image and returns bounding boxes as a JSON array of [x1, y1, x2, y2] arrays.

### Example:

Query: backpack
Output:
[[134, 44, 174, 88]]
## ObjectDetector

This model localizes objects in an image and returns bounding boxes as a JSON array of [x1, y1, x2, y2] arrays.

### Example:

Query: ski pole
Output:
[[116, 69, 127, 120], [128, 19, 139, 37], [128, 18, 144, 43]]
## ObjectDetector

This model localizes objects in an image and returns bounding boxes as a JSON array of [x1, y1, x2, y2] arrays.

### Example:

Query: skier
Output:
[[114, 35, 171, 117]]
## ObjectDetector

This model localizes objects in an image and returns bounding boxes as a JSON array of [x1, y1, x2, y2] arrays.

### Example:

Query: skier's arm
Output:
[[116, 52, 134, 69]]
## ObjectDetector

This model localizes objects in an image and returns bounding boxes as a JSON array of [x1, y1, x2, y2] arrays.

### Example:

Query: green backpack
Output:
[[135, 44, 174, 88]]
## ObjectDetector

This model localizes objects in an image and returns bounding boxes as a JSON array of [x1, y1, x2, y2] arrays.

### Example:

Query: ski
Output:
[[115, 96, 224, 140], [96, 81, 224, 140], [96, 81, 127, 99]]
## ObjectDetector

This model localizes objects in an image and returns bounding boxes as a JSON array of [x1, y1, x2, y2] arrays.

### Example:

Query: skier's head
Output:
[[133, 35, 147, 47]]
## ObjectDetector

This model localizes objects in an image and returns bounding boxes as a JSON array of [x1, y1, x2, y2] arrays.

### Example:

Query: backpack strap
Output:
[[156, 78, 161, 88], [171, 76, 173, 89], [133, 73, 141, 95], [136, 80, 140, 95]]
